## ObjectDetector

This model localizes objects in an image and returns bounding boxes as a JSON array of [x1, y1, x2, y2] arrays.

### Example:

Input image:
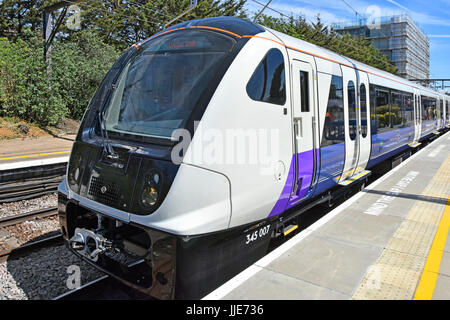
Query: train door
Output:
[[289, 58, 320, 202], [412, 90, 422, 144], [339, 66, 371, 185]]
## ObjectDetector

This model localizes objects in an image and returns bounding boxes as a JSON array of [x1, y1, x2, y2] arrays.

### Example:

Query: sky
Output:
[[244, 0, 450, 79]]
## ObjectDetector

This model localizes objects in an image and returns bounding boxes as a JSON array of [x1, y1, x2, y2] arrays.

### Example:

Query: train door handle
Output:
[[294, 118, 303, 139]]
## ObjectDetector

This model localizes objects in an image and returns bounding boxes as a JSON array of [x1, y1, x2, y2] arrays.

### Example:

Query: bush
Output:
[[51, 31, 120, 120], [0, 33, 67, 126], [0, 29, 120, 126]]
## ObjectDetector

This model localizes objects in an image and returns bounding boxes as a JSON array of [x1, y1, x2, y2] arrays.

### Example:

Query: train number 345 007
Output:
[[245, 225, 271, 245]]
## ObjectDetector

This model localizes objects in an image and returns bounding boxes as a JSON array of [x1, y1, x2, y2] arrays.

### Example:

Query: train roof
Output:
[[161, 16, 265, 37], [264, 26, 442, 97], [142, 17, 447, 100]]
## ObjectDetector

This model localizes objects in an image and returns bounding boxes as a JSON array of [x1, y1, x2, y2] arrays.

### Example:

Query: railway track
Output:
[[0, 206, 62, 263], [0, 233, 63, 263], [0, 162, 67, 203], [0, 207, 58, 228]]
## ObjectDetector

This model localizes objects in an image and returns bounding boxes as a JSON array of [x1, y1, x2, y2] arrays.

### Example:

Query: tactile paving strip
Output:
[[353, 156, 450, 300]]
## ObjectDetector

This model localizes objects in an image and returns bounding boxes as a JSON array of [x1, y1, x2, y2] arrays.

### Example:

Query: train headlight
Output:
[[141, 185, 159, 207], [140, 171, 161, 208]]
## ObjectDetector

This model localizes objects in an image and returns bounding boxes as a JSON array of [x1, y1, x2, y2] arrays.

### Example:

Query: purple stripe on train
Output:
[[268, 119, 440, 219], [268, 149, 317, 218]]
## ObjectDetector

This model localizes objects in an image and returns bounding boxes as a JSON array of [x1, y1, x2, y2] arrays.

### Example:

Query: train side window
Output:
[[360, 84, 367, 138], [376, 90, 390, 131], [321, 75, 345, 147], [300, 71, 310, 112], [421, 96, 426, 120], [246, 48, 286, 106], [390, 92, 403, 127], [369, 84, 378, 134], [432, 98, 437, 120], [415, 96, 419, 124], [422, 96, 436, 121], [445, 101, 450, 120], [404, 94, 414, 127], [348, 80, 357, 141]]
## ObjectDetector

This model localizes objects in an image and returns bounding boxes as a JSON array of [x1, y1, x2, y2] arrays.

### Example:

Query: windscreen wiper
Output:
[[97, 112, 119, 160]]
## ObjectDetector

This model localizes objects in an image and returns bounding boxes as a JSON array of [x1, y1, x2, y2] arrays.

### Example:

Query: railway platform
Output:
[[204, 131, 450, 300], [0, 135, 74, 170]]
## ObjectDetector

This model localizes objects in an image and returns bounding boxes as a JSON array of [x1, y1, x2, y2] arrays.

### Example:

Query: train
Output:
[[57, 16, 450, 299]]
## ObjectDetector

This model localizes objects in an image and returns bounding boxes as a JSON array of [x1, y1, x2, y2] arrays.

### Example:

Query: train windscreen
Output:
[[103, 30, 235, 139]]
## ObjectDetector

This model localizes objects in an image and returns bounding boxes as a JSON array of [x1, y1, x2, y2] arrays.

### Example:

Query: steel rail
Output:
[[0, 233, 63, 263], [0, 207, 58, 228], [52, 275, 110, 300]]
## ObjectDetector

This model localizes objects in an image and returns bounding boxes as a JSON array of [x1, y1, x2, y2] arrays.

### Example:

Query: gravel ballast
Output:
[[0, 193, 105, 300], [0, 193, 57, 219], [0, 244, 105, 300]]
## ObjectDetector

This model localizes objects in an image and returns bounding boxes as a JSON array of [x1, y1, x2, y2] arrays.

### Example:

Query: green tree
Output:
[[0, 30, 67, 125], [61, 0, 247, 50], [0, 0, 61, 40], [51, 30, 121, 119]]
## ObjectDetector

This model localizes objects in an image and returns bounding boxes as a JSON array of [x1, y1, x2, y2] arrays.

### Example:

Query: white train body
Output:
[[58, 17, 450, 299]]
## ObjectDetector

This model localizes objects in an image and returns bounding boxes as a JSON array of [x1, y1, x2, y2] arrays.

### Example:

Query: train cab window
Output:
[[321, 75, 345, 147], [246, 48, 286, 105], [300, 71, 310, 112], [360, 84, 367, 138], [102, 29, 237, 139], [348, 81, 357, 140]]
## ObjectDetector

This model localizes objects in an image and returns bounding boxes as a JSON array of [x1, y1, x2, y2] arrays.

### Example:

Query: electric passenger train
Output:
[[58, 17, 450, 299]]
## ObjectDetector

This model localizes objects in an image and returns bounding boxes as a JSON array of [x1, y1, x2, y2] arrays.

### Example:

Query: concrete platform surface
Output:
[[204, 131, 450, 300], [0, 134, 74, 165]]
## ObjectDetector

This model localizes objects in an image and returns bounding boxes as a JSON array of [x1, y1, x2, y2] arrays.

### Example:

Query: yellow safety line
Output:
[[283, 225, 299, 236], [0, 150, 71, 161], [414, 197, 450, 300], [340, 170, 369, 186]]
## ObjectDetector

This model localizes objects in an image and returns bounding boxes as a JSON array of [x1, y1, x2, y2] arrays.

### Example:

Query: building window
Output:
[[246, 48, 286, 105]]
